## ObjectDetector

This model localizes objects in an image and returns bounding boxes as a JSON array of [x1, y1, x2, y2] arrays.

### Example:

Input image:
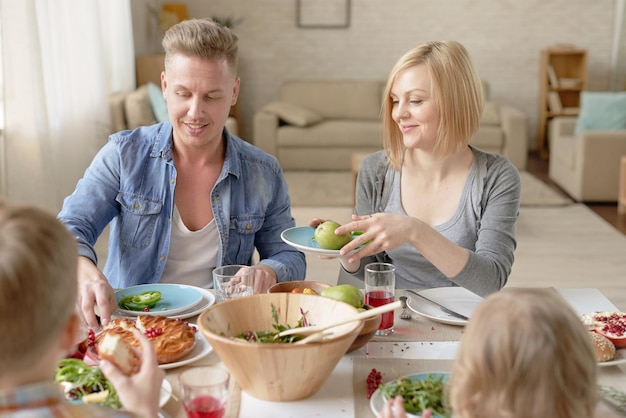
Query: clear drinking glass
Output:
[[212, 265, 255, 302], [179, 366, 230, 418], [364, 262, 396, 335]]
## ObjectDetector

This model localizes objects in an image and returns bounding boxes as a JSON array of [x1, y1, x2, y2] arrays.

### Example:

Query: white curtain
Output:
[[0, 0, 134, 212]]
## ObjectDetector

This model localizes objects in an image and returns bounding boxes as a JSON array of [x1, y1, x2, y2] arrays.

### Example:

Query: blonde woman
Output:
[[329, 41, 520, 296], [382, 288, 601, 418]]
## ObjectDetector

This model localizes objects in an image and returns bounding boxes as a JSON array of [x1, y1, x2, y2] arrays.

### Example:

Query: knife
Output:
[[404, 289, 469, 320]]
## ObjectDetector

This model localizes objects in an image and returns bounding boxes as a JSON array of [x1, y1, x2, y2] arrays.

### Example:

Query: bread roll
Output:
[[590, 331, 616, 362], [98, 333, 139, 375]]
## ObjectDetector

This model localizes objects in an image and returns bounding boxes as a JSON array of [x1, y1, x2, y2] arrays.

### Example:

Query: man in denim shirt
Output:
[[58, 19, 306, 328]]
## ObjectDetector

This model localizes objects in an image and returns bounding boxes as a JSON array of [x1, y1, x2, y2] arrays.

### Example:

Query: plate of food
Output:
[[583, 311, 626, 366], [159, 331, 213, 370], [55, 357, 172, 408], [405, 287, 483, 326], [281, 225, 364, 258], [114, 283, 203, 316], [94, 316, 212, 370], [370, 372, 450, 418]]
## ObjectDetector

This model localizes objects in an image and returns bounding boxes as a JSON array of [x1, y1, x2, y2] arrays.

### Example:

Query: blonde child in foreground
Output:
[[0, 201, 164, 417], [381, 287, 619, 418]]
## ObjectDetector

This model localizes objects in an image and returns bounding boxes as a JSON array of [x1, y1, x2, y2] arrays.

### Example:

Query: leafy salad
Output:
[[54, 358, 121, 409], [234, 304, 310, 344], [379, 373, 449, 417]]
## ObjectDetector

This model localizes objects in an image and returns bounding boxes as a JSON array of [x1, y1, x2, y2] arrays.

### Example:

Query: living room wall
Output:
[[132, 0, 620, 149]]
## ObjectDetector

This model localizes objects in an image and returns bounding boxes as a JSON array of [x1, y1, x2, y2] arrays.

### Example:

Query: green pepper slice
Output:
[[118, 290, 162, 311]]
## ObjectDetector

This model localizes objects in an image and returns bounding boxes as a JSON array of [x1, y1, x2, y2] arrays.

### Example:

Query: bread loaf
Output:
[[590, 331, 616, 362]]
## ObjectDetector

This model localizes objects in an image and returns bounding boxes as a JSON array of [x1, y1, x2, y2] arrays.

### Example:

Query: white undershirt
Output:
[[159, 205, 219, 288]]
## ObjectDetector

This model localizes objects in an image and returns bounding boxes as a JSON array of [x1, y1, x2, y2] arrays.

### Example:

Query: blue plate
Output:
[[370, 372, 450, 418], [281, 226, 361, 258], [115, 283, 203, 317]]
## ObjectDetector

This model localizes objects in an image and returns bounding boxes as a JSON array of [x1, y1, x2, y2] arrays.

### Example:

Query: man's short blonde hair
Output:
[[382, 41, 484, 170], [162, 18, 239, 75], [449, 288, 598, 418], [0, 202, 78, 373]]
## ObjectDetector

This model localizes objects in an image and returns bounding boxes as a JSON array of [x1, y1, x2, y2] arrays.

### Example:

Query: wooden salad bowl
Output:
[[197, 293, 363, 402]]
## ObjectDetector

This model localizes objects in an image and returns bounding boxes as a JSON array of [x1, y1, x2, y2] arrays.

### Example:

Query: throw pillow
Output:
[[574, 92, 626, 136], [147, 82, 169, 123], [263, 101, 323, 127], [125, 84, 157, 128]]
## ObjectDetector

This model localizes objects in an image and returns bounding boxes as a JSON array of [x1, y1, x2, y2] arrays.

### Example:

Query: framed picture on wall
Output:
[[296, 0, 351, 29]]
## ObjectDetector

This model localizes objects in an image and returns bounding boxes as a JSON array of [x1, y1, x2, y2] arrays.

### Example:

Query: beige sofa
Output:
[[108, 84, 238, 135], [549, 116, 626, 202], [253, 79, 528, 170]]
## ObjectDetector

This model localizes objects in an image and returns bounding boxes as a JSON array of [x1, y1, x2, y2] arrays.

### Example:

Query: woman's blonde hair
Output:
[[0, 201, 78, 373], [382, 41, 484, 170], [449, 288, 598, 418], [162, 18, 239, 74]]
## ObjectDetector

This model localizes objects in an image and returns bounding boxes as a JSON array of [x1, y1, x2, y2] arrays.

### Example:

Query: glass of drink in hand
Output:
[[179, 366, 230, 418], [364, 262, 396, 335], [213, 265, 255, 302]]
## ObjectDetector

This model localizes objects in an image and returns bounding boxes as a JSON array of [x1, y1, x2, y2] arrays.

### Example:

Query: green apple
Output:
[[313, 220, 352, 250], [321, 284, 364, 308]]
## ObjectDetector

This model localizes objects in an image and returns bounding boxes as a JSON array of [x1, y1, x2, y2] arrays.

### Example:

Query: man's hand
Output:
[[77, 256, 116, 328], [253, 264, 278, 294]]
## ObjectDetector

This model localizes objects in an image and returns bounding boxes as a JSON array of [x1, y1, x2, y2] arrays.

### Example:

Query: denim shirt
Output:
[[58, 122, 306, 288]]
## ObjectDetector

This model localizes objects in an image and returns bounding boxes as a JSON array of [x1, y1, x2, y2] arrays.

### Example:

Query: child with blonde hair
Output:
[[382, 287, 602, 418], [0, 201, 163, 417]]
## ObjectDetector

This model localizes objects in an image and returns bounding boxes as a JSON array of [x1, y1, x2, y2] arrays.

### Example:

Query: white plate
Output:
[[369, 372, 449, 418], [281, 226, 362, 258], [599, 349, 626, 367], [159, 379, 172, 407], [115, 283, 203, 317], [166, 287, 216, 320], [404, 287, 483, 326], [159, 330, 213, 370]]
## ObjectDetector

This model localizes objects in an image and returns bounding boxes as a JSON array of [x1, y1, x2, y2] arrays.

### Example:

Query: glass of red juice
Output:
[[364, 262, 396, 335], [179, 366, 230, 418]]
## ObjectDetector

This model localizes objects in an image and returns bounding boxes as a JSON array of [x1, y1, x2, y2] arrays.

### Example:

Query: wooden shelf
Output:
[[536, 46, 587, 159]]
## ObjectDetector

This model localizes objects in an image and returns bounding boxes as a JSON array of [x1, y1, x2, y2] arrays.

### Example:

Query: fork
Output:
[[399, 296, 412, 320]]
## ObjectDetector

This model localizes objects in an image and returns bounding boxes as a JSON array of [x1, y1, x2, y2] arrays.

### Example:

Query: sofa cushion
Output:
[[263, 101, 323, 127], [574, 92, 626, 135], [551, 134, 577, 170], [469, 126, 503, 149], [279, 80, 384, 120], [276, 120, 381, 148], [480, 101, 500, 126], [147, 82, 169, 123], [125, 84, 157, 129]]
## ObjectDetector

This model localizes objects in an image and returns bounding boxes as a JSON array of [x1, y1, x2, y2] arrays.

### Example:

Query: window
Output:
[[0, 5, 5, 198]]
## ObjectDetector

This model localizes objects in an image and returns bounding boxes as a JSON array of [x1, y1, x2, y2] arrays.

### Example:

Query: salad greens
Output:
[[54, 358, 121, 409], [234, 304, 309, 344], [379, 373, 449, 417]]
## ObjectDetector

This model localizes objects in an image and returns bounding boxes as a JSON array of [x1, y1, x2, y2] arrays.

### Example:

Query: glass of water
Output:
[[213, 265, 255, 302]]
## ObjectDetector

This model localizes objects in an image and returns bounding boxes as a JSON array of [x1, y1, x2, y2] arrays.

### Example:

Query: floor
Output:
[[526, 152, 626, 235]]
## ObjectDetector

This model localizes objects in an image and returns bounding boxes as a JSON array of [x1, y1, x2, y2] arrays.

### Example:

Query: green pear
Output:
[[313, 220, 352, 250], [321, 284, 364, 308]]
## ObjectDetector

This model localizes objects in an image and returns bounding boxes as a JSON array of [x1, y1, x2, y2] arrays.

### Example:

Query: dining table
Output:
[[161, 287, 626, 418]]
